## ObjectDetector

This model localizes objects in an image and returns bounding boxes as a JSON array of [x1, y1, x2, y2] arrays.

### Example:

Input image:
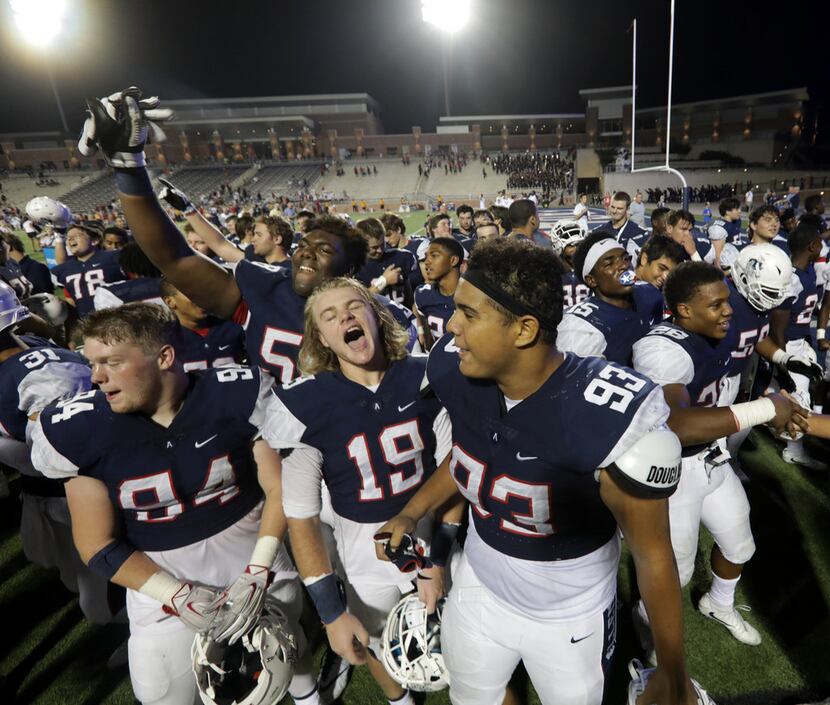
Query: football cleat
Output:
[[781, 448, 828, 472], [192, 596, 297, 705], [316, 645, 352, 704], [627, 659, 716, 704], [697, 593, 761, 646], [381, 594, 449, 692], [731, 244, 792, 311]]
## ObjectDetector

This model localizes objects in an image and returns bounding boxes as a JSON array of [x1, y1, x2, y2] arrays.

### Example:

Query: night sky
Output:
[[0, 0, 826, 138]]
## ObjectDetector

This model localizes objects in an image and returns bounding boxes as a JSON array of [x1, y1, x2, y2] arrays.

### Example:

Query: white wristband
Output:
[[771, 349, 788, 365], [371, 275, 388, 292], [818, 329, 826, 341], [730, 398, 776, 431], [249, 535, 280, 568], [138, 570, 184, 607]]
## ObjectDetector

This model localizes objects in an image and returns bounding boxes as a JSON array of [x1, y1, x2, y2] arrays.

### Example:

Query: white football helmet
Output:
[[192, 597, 297, 705], [381, 595, 449, 692], [550, 220, 587, 255], [627, 659, 716, 705], [23, 293, 69, 327], [0, 280, 30, 334], [731, 243, 792, 311], [25, 196, 72, 229], [718, 242, 740, 272]]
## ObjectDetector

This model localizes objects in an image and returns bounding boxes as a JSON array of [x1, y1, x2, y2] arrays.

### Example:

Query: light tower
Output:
[[421, 0, 471, 117]]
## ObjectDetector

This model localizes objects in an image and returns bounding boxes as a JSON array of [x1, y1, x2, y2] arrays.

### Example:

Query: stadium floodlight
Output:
[[10, 0, 67, 48], [9, 0, 71, 134], [421, 0, 470, 32]]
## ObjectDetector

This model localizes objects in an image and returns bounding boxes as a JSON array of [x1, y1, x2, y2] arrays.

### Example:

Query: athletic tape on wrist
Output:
[[730, 397, 776, 431], [580, 238, 621, 280], [818, 329, 826, 341], [249, 535, 280, 568], [86, 539, 136, 579], [771, 348, 788, 365], [304, 573, 347, 624], [138, 570, 184, 608]]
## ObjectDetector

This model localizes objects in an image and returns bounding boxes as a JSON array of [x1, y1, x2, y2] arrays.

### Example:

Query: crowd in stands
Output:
[[491, 150, 575, 196]]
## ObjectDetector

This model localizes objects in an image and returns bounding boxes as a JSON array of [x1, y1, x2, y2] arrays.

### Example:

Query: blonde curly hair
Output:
[[298, 277, 410, 375]]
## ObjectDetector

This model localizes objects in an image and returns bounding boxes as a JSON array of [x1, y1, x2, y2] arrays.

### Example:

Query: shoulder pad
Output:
[[606, 427, 681, 498]]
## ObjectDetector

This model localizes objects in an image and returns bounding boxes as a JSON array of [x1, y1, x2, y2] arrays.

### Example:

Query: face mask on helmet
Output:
[[0, 280, 30, 335], [731, 243, 792, 311], [550, 220, 587, 255], [192, 597, 297, 705], [381, 595, 449, 693]]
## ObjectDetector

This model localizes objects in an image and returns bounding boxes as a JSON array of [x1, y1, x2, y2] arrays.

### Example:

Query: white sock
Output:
[[786, 438, 805, 457], [389, 692, 414, 705], [290, 676, 319, 704], [709, 573, 740, 609]]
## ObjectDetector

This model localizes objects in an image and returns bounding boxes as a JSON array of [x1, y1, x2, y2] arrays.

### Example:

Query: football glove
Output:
[[373, 531, 432, 575], [210, 563, 273, 644], [78, 87, 174, 168], [163, 582, 228, 633], [773, 349, 823, 384], [157, 177, 196, 214]]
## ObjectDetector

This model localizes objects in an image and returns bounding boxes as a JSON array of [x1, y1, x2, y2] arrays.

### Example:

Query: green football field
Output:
[[4, 227, 830, 704]]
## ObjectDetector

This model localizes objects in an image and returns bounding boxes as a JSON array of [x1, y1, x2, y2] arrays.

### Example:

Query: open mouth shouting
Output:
[[343, 323, 368, 352]]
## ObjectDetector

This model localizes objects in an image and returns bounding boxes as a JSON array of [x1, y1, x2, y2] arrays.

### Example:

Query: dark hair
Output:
[[798, 213, 823, 233], [466, 239, 564, 345], [572, 231, 623, 285], [427, 213, 451, 237], [747, 205, 779, 238], [508, 199, 537, 228], [307, 214, 368, 274], [380, 213, 405, 235], [255, 215, 293, 248], [429, 237, 465, 267], [69, 220, 104, 243], [473, 209, 493, 223], [719, 197, 741, 216], [490, 205, 509, 227], [118, 242, 160, 278], [235, 214, 254, 240], [456, 204, 474, 217], [651, 207, 671, 224], [803, 194, 823, 213], [664, 261, 723, 316], [355, 217, 386, 242], [296, 210, 315, 220], [667, 209, 695, 227], [612, 191, 631, 207], [158, 277, 178, 299], [638, 234, 685, 267], [788, 223, 820, 254], [103, 225, 128, 243], [1, 232, 26, 254]]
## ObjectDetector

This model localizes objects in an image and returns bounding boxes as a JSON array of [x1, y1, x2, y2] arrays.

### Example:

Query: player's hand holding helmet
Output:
[[78, 86, 174, 168], [210, 562, 272, 645], [627, 659, 716, 705], [25, 196, 72, 230], [158, 177, 196, 215]]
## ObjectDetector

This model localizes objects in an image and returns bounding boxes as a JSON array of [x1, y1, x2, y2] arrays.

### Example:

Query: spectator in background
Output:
[[473, 209, 494, 228], [102, 226, 128, 252], [702, 202, 713, 226], [649, 207, 671, 236], [745, 187, 754, 212], [2, 232, 52, 294], [490, 205, 511, 238], [629, 191, 646, 227], [573, 193, 590, 232]]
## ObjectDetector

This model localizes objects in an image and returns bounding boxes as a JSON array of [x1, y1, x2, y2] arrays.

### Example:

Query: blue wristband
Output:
[[87, 539, 136, 579], [305, 573, 347, 624], [114, 168, 153, 196], [429, 523, 461, 567]]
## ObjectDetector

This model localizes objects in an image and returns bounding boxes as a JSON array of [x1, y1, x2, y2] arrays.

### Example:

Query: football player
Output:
[[0, 281, 112, 624], [413, 238, 464, 350], [550, 219, 590, 308], [707, 197, 744, 263], [631, 262, 807, 650], [380, 213, 421, 261], [81, 87, 412, 383], [261, 278, 457, 705], [30, 303, 317, 705], [159, 279, 246, 372], [377, 239, 701, 705], [600, 191, 648, 260], [355, 217, 417, 307], [634, 235, 685, 292], [747, 205, 789, 253], [93, 243, 165, 310], [556, 233, 657, 365], [51, 221, 125, 316], [767, 225, 826, 469]]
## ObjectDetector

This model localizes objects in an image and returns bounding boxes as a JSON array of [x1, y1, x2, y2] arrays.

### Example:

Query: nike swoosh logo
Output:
[[195, 434, 218, 448], [398, 402, 416, 413], [516, 453, 538, 461], [570, 633, 593, 643], [707, 612, 733, 629], [218, 345, 231, 350]]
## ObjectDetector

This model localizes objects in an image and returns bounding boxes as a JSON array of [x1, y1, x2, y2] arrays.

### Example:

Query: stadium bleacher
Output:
[[247, 163, 322, 197]]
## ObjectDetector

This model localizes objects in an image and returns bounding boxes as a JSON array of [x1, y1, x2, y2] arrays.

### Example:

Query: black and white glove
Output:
[[78, 87, 174, 168], [773, 349, 823, 384], [158, 177, 196, 215]]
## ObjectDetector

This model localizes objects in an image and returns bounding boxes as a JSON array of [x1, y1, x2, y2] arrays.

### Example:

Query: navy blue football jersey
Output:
[[32, 367, 270, 551], [414, 284, 455, 341], [93, 277, 164, 310], [179, 318, 247, 371], [633, 323, 733, 455], [264, 356, 446, 523], [632, 281, 666, 325], [51, 250, 124, 316], [0, 337, 91, 443], [723, 219, 742, 244], [356, 249, 417, 306], [779, 265, 819, 342], [561, 270, 591, 308], [557, 295, 652, 366], [726, 279, 769, 377], [426, 334, 669, 562], [1, 262, 34, 299], [242, 243, 266, 263]]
